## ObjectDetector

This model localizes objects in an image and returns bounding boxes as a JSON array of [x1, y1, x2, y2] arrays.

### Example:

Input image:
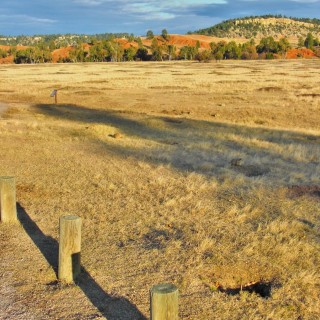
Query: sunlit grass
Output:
[[0, 60, 319, 319]]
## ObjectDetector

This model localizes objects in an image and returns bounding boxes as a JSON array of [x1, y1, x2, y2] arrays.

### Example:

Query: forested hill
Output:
[[194, 15, 320, 40]]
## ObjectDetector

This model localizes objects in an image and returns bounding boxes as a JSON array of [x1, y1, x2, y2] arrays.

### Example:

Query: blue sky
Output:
[[0, 0, 320, 36]]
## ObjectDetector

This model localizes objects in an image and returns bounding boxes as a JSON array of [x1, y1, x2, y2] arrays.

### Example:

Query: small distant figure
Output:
[[231, 158, 243, 166]]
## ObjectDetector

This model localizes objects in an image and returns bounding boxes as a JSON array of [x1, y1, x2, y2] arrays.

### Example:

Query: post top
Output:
[[151, 283, 178, 294], [60, 215, 81, 221], [50, 89, 58, 97]]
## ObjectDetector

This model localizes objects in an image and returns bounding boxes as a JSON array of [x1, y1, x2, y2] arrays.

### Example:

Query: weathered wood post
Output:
[[50, 89, 58, 104], [0, 176, 17, 223], [150, 283, 179, 320], [58, 215, 82, 283]]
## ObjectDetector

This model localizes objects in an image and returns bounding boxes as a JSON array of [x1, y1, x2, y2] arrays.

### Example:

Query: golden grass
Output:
[[0, 60, 320, 319]]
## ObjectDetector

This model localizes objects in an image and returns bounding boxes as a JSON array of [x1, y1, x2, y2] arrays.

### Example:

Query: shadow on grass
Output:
[[17, 203, 147, 320], [34, 103, 320, 184]]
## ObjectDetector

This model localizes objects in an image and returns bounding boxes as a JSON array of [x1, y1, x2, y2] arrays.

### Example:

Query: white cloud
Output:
[[289, 0, 319, 2], [116, 0, 228, 21], [72, 0, 227, 16], [73, 0, 103, 5], [0, 14, 57, 25], [141, 12, 176, 21]]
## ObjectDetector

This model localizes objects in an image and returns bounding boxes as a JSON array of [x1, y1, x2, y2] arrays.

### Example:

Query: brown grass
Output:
[[0, 60, 320, 319]]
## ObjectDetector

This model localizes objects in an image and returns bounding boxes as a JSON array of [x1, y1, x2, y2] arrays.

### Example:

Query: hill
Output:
[[195, 15, 320, 43]]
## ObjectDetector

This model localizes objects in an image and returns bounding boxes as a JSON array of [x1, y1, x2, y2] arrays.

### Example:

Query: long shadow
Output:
[[17, 203, 147, 320], [33, 103, 320, 185]]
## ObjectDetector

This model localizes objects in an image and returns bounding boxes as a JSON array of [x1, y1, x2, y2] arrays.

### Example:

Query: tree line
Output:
[[1, 31, 319, 64]]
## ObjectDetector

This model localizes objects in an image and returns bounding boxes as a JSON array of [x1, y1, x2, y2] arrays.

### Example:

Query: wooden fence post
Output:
[[50, 89, 58, 104], [150, 283, 179, 320], [0, 176, 17, 223], [58, 215, 82, 284]]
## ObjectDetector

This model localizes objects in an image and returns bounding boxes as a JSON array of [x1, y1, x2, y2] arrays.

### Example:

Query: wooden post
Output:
[[50, 89, 58, 104], [0, 176, 17, 223], [150, 283, 179, 320], [58, 215, 82, 283]]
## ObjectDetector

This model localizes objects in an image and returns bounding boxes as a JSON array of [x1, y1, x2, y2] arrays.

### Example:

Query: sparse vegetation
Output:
[[195, 15, 320, 40]]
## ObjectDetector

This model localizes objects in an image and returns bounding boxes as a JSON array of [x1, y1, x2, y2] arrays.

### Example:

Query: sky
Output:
[[0, 0, 320, 36]]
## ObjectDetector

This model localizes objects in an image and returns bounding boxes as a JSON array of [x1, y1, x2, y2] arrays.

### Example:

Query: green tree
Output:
[[114, 43, 124, 62], [8, 47, 17, 55], [304, 33, 314, 49], [13, 47, 52, 64], [0, 48, 7, 58], [151, 38, 162, 61], [240, 41, 258, 60], [146, 30, 154, 40], [195, 50, 212, 62], [179, 45, 198, 60], [136, 48, 149, 61], [224, 41, 241, 59], [298, 36, 305, 48], [135, 37, 143, 48], [210, 41, 227, 60], [278, 37, 291, 58], [214, 51, 224, 62], [69, 47, 87, 62], [89, 42, 106, 62], [124, 47, 137, 61], [161, 29, 169, 40], [135, 48, 149, 61], [127, 33, 135, 42], [256, 36, 279, 54], [49, 40, 56, 51], [167, 45, 176, 60]]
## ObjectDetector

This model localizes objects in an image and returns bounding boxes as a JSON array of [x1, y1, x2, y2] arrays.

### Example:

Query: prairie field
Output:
[[0, 60, 320, 319]]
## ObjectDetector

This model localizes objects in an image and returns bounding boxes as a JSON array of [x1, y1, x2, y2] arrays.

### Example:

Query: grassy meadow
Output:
[[0, 60, 320, 319]]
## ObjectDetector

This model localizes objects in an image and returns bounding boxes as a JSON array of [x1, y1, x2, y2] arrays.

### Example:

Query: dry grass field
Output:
[[0, 60, 320, 319]]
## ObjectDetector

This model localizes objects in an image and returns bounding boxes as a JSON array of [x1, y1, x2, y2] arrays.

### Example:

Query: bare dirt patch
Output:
[[287, 185, 320, 200]]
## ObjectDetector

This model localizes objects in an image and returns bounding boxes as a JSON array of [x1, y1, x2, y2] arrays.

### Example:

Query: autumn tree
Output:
[[195, 50, 212, 62], [240, 41, 258, 59]]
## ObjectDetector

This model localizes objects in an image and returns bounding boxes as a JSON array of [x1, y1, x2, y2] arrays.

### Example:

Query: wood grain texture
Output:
[[0, 176, 17, 223], [151, 283, 178, 320], [58, 215, 82, 283]]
